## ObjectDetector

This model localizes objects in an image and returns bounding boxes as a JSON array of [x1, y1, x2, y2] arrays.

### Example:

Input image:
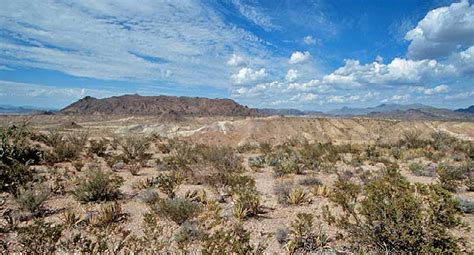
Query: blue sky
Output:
[[0, 0, 473, 111]]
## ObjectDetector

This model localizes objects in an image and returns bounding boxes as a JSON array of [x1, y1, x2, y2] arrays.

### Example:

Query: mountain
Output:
[[455, 105, 474, 114], [327, 103, 431, 116], [257, 108, 306, 116], [367, 108, 474, 121], [0, 105, 51, 115], [60, 94, 260, 116]]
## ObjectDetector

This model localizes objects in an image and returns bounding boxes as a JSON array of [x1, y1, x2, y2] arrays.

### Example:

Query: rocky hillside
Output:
[[60, 94, 260, 116]]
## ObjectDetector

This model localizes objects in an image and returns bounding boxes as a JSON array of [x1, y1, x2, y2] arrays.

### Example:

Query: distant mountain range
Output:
[[327, 103, 430, 116], [455, 105, 474, 114], [3, 96, 473, 121], [0, 105, 55, 115]]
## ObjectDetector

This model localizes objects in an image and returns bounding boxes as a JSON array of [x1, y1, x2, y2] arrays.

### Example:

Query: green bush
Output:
[[436, 163, 468, 192], [0, 162, 36, 194], [409, 162, 436, 177], [15, 184, 50, 212], [285, 213, 329, 254], [401, 130, 426, 149], [431, 131, 457, 150], [233, 191, 263, 220], [72, 168, 123, 203], [149, 197, 201, 225], [116, 136, 151, 164], [326, 168, 465, 253]]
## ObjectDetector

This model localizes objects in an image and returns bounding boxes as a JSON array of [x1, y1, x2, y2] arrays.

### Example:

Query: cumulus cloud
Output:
[[285, 69, 300, 81], [419, 84, 449, 95], [321, 58, 456, 87], [405, 0, 474, 60], [289, 51, 312, 64], [303, 35, 317, 45], [231, 67, 267, 84], [227, 54, 246, 66]]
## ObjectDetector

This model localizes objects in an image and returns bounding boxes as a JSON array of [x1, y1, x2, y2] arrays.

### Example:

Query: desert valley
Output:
[[1, 95, 473, 253]]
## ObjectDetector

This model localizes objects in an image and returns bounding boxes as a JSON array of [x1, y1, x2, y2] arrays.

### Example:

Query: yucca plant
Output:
[[288, 188, 310, 206]]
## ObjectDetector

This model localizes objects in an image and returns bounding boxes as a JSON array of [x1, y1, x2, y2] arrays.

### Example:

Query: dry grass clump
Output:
[[87, 138, 109, 157], [90, 203, 126, 227], [71, 168, 124, 203]]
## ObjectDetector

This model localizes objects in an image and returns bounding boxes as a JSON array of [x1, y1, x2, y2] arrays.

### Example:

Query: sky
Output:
[[0, 0, 473, 111]]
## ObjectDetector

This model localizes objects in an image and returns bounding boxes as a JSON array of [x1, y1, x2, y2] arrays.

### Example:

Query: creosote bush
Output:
[[149, 197, 201, 225], [436, 163, 468, 192], [285, 213, 329, 254], [326, 168, 466, 253], [202, 224, 266, 255], [72, 168, 124, 203]]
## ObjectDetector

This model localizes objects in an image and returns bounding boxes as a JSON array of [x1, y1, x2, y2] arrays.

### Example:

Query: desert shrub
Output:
[[299, 176, 322, 186], [400, 130, 426, 149], [72, 168, 123, 203], [147, 174, 179, 197], [326, 168, 465, 253], [149, 197, 201, 225], [174, 221, 203, 250], [233, 191, 263, 220], [15, 184, 50, 212], [248, 156, 266, 170], [456, 197, 474, 214], [66, 132, 89, 148], [299, 143, 341, 170], [36, 130, 63, 147], [116, 136, 152, 164], [88, 138, 108, 157], [18, 220, 63, 254], [236, 143, 259, 153], [1, 125, 41, 193], [285, 213, 329, 254], [202, 224, 265, 255], [466, 176, 474, 192], [163, 144, 244, 186], [224, 174, 256, 195], [436, 163, 468, 192], [409, 162, 436, 177], [273, 156, 301, 177], [259, 142, 272, 155], [390, 147, 401, 159], [0, 161, 36, 194], [431, 131, 457, 150]]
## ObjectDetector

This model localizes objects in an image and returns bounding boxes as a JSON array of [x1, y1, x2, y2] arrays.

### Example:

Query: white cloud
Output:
[[0, 0, 273, 87], [405, 0, 474, 60], [382, 94, 411, 103], [285, 69, 300, 82], [420, 84, 449, 95], [321, 58, 456, 87], [289, 51, 312, 64], [231, 67, 267, 84], [291, 93, 319, 102], [232, 0, 278, 31], [0, 80, 118, 108], [227, 54, 246, 66], [303, 35, 316, 45], [444, 90, 474, 100]]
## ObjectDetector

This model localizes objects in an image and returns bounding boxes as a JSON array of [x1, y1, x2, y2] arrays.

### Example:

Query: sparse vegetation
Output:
[[149, 197, 201, 225], [15, 184, 50, 212], [72, 168, 124, 203]]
